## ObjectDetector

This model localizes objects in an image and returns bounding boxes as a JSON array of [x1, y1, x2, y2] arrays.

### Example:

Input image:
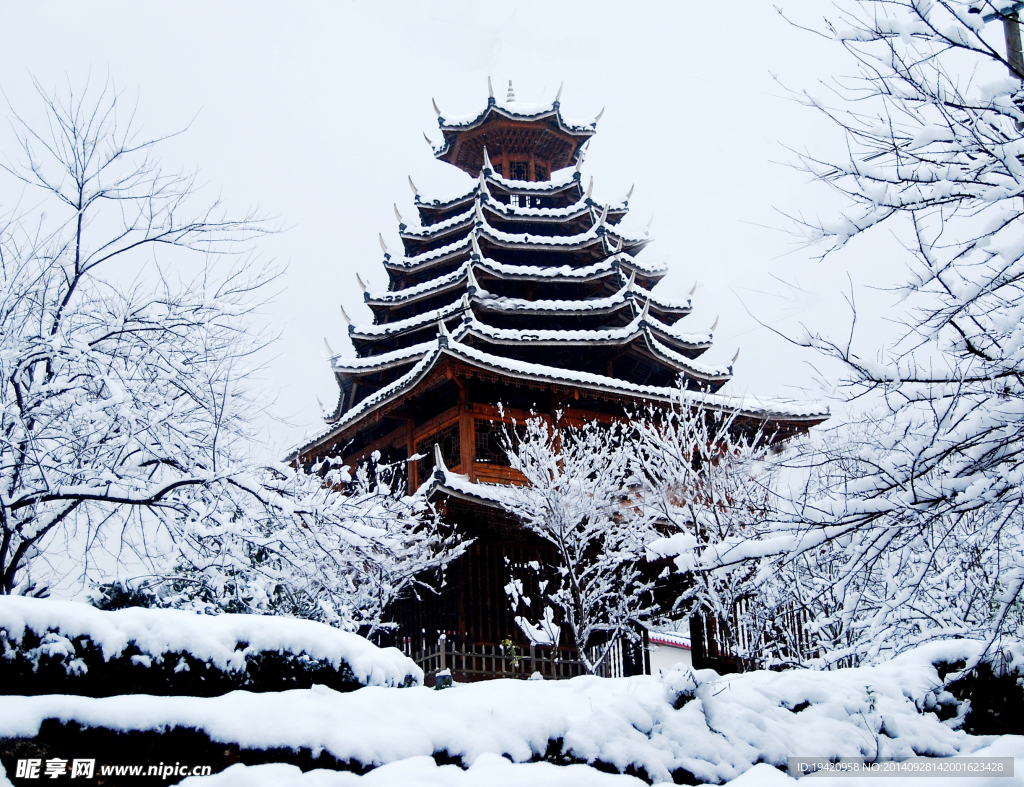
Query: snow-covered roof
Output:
[[366, 258, 667, 312], [300, 334, 828, 455], [414, 169, 581, 213], [330, 341, 434, 374], [402, 197, 626, 242], [430, 90, 597, 170], [473, 280, 690, 318]]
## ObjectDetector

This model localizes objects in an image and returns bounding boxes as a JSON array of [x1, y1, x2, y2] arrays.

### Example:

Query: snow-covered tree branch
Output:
[[764, 0, 1024, 665], [499, 416, 657, 674]]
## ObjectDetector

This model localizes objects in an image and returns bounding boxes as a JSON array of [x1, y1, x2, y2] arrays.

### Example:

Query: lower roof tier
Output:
[[295, 337, 827, 463]]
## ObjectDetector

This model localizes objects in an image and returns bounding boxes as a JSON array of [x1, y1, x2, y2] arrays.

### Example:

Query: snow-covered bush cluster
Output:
[[0, 597, 421, 696]]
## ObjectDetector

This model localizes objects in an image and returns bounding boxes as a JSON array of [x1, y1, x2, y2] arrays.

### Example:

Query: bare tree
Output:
[[0, 78, 274, 595]]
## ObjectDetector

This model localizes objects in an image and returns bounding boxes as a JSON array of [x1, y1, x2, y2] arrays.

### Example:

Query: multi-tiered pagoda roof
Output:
[[294, 82, 827, 683], [298, 83, 825, 490]]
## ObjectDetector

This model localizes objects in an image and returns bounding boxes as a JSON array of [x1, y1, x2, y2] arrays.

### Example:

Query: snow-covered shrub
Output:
[[0, 597, 420, 696]]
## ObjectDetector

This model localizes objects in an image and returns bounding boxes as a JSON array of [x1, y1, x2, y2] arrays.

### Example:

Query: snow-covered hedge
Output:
[[0, 597, 420, 696], [0, 640, 1011, 784]]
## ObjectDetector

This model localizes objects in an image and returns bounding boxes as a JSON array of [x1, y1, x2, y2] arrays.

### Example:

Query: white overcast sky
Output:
[[0, 2, 925, 457]]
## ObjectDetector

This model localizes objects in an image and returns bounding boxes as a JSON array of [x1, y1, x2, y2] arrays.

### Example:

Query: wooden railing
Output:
[[398, 635, 639, 683]]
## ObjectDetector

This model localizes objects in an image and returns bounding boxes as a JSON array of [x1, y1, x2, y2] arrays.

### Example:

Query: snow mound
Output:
[[0, 640, 1009, 784], [0, 597, 420, 693]]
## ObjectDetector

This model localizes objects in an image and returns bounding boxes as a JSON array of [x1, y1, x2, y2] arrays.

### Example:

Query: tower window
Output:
[[509, 161, 529, 180], [534, 164, 548, 181]]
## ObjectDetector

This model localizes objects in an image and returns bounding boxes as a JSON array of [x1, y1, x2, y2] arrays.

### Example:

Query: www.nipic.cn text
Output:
[[14, 759, 213, 780]]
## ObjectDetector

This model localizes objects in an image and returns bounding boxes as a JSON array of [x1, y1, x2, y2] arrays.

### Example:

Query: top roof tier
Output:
[[431, 80, 597, 179]]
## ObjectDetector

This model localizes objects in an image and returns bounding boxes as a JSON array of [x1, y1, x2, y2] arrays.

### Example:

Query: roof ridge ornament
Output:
[[471, 232, 483, 260], [731, 348, 741, 367], [596, 204, 609, 229], [482, 146, 493, 175], [710, 316, 719, 334], [356, 273, 367, 293], [585, 176, 594, 203], [593, 107, 605, 125], [487, 76, 495, 106], [645, 215, 654, 236], [323, 338, 335, 358], [423, 131, 434, 147], [506, 79, 516, 102], [614, 236, 624, 253], [625, 184, 634, 202], [393, 203, 404, 224], [379, 233, 390, 257], [475, 201, 486, 226], [639, 298, 650, 322], [432, 97, 444, 125], [433, 443, 448, 478], [553, 82, 563, 107], [688, 282, 698, 297], [339, 305, 351, 325], [408, 176, 419, 197], [466, 264, 480, 294], [625, 270, 636, 294]]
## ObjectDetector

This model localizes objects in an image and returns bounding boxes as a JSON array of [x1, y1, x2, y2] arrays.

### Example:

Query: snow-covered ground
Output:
[[2, 638, 1020, 785]]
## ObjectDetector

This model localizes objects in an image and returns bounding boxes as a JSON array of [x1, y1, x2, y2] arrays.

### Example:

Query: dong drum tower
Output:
[[296, 81, 826, 681]]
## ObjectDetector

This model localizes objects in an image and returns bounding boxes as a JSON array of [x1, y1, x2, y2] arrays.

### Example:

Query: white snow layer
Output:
[[0, 596, 420, 687], [0, 640, 1010, 785], [173, 755, 647, 787]]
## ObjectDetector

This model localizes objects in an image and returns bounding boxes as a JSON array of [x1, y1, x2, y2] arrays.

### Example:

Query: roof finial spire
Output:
[[506, 80, 516, 102], [488, 76, 494, 99]]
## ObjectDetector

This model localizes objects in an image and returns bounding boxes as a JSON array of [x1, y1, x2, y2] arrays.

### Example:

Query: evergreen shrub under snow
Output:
[[0, 597, 420, 697]]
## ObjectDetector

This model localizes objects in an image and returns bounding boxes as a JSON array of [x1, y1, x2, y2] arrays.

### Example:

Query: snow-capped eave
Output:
[[293, 334, 828, 460], [384, 228, 649, 275], [402, 199, 626, 242], [367, 257, 667, 309], [456, 319, 722, 380], [421, 468, 513, 510], [431, 102, 595, 162], [416, 172, 582, 214]]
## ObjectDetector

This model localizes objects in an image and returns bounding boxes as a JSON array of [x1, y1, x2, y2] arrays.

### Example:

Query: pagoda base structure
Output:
[[294, 83, 827, 682]]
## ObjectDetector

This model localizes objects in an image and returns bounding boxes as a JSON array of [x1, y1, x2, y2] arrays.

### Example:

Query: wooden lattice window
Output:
[[534, 163, 548, 181], [509, 160, 529, 180], [417, 422, 461, 485], [474, 419, 526, 466]]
